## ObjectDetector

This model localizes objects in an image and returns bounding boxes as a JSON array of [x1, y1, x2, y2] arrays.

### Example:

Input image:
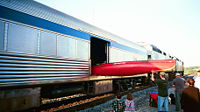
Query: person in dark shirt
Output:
[[181, 78, 200, 112], [151, 71, 168, 112], [112, 94, 125, 112], [172, 73, 186, 111]]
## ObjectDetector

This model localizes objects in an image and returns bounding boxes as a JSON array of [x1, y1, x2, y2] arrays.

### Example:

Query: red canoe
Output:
[[92, 60, 176, 76]]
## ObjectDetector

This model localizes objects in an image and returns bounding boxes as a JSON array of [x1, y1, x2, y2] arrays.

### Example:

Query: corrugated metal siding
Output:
[[0, 52, 90, 87]]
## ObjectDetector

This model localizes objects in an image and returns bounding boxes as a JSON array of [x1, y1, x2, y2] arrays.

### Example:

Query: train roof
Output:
[[0, 0, 145, 51]]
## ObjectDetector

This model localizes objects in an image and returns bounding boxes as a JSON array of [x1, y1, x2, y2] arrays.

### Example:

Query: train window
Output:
[[57, 35, 69, 58], [7, 23, 38, 54], [68, 37, 76, 58], [0, 21, 4, 51], [110, 48, 118, 63], [57, 35, 76, 58], [124, 52, 132, 61], [120, 51, 125, 62], [151, 45, 162, 54], [148, 55, 151, 60], [77, 40, 89, 59], [118, 50, 123, 62], [40, 31, 57, 56]]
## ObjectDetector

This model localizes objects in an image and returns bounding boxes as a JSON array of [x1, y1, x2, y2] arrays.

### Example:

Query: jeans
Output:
[[175, 91, 182, 111], [158, 95, 168, 112]]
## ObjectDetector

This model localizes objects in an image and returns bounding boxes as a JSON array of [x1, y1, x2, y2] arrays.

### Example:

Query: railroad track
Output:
[[35, 84, 154, 112]]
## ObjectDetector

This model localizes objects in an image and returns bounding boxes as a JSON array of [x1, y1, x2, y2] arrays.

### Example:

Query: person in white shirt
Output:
[[194, 69, 200, 93]]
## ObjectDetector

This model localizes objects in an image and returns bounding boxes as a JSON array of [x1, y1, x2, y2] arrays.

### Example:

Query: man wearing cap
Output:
[[172, 73, 186, 112], [194, 70, 200, 93], [151, 71, 168, 112]]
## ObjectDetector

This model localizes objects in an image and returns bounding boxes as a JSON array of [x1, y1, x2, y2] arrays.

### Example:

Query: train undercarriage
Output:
[[0, 75, 149, 112]]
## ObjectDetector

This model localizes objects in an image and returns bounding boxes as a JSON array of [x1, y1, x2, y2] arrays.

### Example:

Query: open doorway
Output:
[[91, 37, 109, 66]]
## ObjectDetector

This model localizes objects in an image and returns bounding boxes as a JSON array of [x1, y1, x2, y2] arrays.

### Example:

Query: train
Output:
[[0, 0, 184, 111]]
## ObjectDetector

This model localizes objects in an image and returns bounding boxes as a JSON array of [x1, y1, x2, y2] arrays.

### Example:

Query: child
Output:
[[112, 94, 125, 112], [124, 93, 136, 112]]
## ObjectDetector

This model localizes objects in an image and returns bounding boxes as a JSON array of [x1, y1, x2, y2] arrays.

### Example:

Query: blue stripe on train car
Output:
[[111, 42, 146, 55], [0, 5, 90, 41], [0, 5, 146, 56]]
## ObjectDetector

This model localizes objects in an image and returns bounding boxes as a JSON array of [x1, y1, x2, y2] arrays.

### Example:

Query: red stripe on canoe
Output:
[[92, 60, 176, 76]]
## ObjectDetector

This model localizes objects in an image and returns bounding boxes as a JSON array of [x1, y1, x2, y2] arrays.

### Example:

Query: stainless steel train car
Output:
[[0, 0, 183, 111], [138, 42, 184, 75], [149, 45, 184, 75]]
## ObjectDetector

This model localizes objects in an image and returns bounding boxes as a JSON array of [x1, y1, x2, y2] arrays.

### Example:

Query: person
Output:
[[181, 78, 200, 112], [172, 73, 186, 111], [124, 93, 136, 112], [194, 69, 200, 93], [151, 71, 168, 112], [149, 92, 158, 107], [112, 94, 125, 112]]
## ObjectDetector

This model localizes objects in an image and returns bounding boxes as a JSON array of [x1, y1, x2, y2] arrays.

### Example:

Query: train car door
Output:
[[91, 37, 109, 66]]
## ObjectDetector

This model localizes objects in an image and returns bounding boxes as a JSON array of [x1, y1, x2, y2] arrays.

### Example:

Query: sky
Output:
[[34, 0, 200, 67]]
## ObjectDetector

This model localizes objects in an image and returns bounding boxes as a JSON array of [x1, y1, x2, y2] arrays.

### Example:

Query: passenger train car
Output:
[[138, 42, 184, 78], [0, 0, 183, 111]]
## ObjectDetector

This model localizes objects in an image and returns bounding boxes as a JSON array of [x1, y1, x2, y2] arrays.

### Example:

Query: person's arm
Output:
[[182, 78, 188, 85], [151, 71, 155, 82], [172, 79, 175, 87]]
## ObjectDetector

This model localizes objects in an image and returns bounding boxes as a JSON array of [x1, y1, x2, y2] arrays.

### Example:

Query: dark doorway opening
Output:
[[91, 37, 109, 66]]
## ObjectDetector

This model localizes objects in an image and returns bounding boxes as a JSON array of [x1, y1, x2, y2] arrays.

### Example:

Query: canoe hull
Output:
[[92, 60, 176, 76]]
